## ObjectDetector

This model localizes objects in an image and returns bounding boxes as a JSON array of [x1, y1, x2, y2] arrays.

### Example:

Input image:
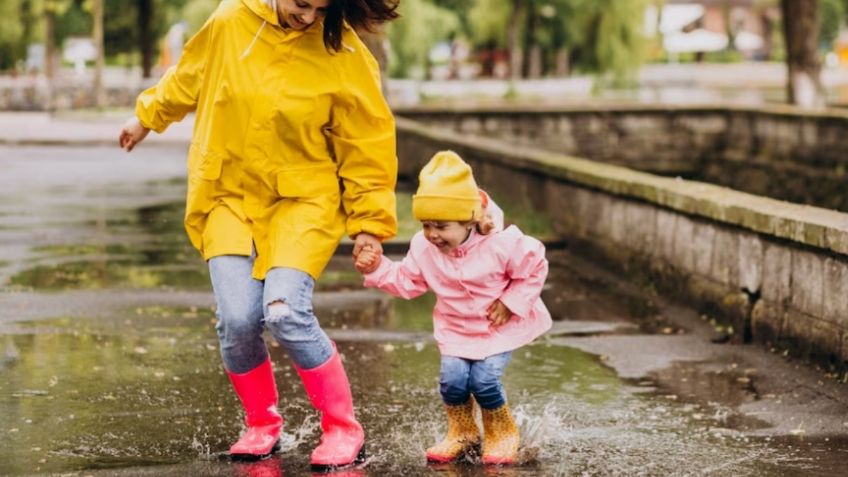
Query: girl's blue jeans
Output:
[[439, 352, 512, 410], [208, 255, 334, 374]]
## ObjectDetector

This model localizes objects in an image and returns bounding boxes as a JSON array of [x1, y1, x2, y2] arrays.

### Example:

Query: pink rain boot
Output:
[[296, 344, 366, 472], [226, 358, 283, 460]]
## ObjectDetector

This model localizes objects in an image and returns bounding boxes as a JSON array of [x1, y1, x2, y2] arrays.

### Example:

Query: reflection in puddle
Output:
[[8, 202, 209, 291], [2, 313, 844, 476]]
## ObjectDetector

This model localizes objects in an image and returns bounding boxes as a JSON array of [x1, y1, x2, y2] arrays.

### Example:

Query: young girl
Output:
[[354, 151, 552, 465]]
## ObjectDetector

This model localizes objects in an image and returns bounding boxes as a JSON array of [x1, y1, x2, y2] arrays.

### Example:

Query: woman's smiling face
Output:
[[422, 221, 472, 253], [276, 0, 330, 30]]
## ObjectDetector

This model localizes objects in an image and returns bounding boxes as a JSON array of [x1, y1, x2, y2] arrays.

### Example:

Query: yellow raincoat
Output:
[[135, 0, 397, 280]]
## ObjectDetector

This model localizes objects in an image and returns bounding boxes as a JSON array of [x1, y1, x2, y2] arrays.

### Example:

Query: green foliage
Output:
[[704, 49, 745, 63], [465, 0, 644, 81], [468, 0, 511, 48], [103, 0, 169, 58], [568, 0, 645, 82], [819, 0, 845, 48], [386, 0, 460, 78], [181, 0, 219, 35], [54, 1, 91, 44], [0, 0, 25, 70]]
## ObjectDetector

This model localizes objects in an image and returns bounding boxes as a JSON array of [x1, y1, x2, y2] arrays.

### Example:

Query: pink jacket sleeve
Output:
[[498, 232, 548, 319], [363, 252, 430, 300]]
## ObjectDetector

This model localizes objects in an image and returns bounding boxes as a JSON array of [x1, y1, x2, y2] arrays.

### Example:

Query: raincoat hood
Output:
[[242, 0, 281, 26]]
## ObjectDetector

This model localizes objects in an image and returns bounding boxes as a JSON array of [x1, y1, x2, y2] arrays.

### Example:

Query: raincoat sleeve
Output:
[[363, 252, 429, 300], [498, 231, 548, 319], [329, 43, 398, 241], [135, 16, 213, 133]]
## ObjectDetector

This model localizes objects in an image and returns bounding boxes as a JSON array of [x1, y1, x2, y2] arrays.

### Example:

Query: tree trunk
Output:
[[19, 0, 35, 68], [507, 0, 524, 80], [93, 0, 105, 108], [138, 0, 153, 78], [760, 11, 774, 61], [44, 11, 56, 80], [781, 0, 825, 108], [44, 10, 56, 111], [524, 4, 541, 78], [554, 47, 569, 77]]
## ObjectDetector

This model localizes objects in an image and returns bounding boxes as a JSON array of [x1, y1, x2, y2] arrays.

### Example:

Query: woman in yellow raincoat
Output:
[[118, 0, 398, 470]]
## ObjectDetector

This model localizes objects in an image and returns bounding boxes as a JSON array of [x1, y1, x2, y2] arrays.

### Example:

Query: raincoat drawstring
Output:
[[241, 0, 276, 59]]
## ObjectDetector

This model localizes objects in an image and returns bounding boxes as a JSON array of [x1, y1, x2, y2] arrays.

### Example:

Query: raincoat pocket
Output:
[[187, 143, 224, 181], [275, 165, 340, 199]]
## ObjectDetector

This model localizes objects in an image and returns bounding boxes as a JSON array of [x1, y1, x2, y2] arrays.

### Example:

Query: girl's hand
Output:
[[487, 300, 512, 327], [477, 213, 495, 235], [354, 248, 380, 274], [119, 116, 150, 152]]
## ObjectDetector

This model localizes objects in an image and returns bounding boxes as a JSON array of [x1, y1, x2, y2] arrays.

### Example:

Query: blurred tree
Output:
[[54, 0, 90, 42], [782, 0, 825, 107], [385, 0, 460, 78], [93, 0, 104, 107], [753, 0, 780, 61], [431, 0, 474, 33], [101, 0, 171, 76], [568, 0, 645, 83], [42, 0, 73, 79], [468, 0, 644, 81], [181, 0, 219, 34], [819, 0, 845, 48], [138, 0, 153, 77], [0, 0, 25, 71]]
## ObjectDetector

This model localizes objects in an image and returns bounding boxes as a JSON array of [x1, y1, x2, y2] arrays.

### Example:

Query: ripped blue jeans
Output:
[[439, 352, 512, 410], [208, 255, 334, 374]]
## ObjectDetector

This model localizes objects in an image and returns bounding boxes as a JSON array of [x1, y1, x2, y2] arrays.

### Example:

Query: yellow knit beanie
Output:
[[412, 150, 483, 222]]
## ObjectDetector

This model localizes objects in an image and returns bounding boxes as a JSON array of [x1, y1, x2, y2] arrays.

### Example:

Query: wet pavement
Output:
[[1, 144, 848, 476]]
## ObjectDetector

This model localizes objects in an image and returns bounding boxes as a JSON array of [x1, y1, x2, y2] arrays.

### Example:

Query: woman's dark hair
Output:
[[323, 0, 400, 52]]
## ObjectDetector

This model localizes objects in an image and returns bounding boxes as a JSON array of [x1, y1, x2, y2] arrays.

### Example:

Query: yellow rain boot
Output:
[[481, 404, 519, 465], [425, 398, 481, 462]]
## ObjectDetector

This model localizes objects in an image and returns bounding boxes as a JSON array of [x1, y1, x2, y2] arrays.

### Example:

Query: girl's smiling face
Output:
[[422, 220, 472, 253]]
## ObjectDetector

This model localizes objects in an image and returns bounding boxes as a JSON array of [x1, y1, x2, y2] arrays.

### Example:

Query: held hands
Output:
[[352, 233, 382, 274], [487, 299, 513, 327], [119, 116, 150, 152], [354, 247, 380, 274]]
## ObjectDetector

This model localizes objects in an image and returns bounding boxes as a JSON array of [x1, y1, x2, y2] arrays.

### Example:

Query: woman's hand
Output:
[[487, 300, 513, 327], [119, 116, 150, 152]]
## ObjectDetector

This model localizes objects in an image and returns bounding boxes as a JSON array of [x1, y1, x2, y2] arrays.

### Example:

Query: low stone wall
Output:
[[0, 79, 150, 111], [396, 104, 848, 212], [396, 116, 848, 372]]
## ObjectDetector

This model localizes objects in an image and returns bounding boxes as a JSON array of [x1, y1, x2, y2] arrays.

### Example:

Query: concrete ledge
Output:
[[397, 116, 848, 256], [397, 115, 848, 371]]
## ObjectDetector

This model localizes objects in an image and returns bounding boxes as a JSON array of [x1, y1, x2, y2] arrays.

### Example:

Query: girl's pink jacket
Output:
[[363, 224, 552, 360]]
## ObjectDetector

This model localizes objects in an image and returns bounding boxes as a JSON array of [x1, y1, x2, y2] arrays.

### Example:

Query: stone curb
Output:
[[396, 116, 848, 257]]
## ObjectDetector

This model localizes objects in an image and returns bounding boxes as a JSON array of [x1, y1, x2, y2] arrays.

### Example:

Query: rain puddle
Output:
[[2, 309, 844, 476]]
